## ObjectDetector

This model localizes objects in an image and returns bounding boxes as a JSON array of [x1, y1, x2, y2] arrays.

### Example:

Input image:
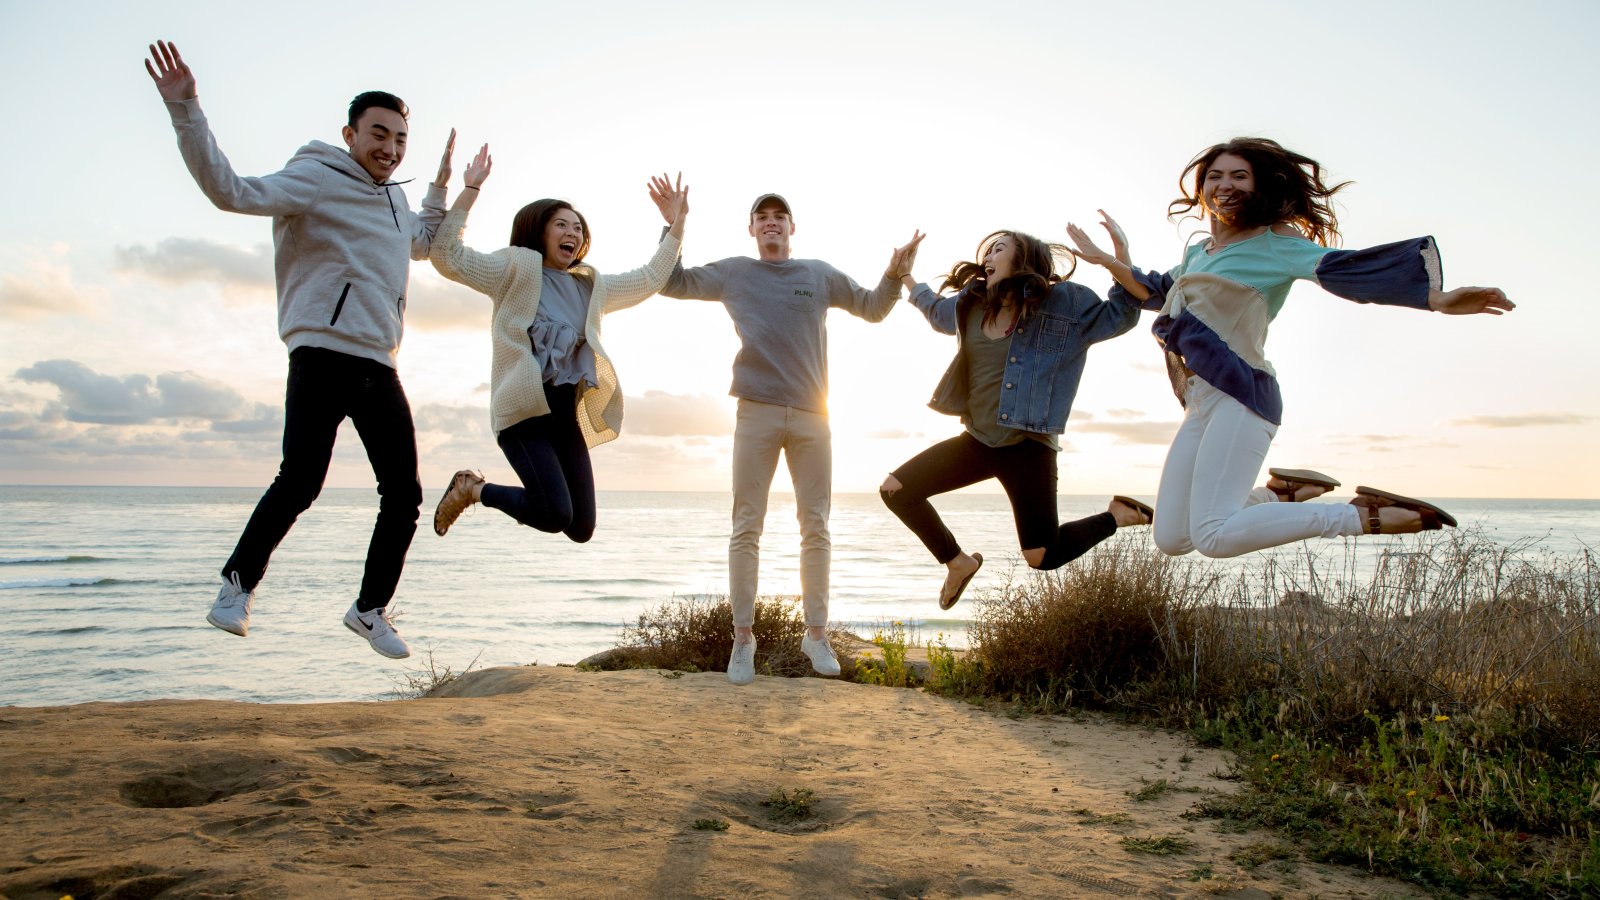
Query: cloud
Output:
[[14, 359, 253, 425], [1450, 413, 1595, 429], [404, 273, 490, 332], [0, 256, 93, 321], [1071, 419, 1180, 445], [114, 237, 274, 289], [622, 391, 733, 437]]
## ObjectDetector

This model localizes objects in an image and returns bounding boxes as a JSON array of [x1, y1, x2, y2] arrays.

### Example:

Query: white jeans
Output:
[[729, 400, 831, 627], [1154, 378, 1361, 558]]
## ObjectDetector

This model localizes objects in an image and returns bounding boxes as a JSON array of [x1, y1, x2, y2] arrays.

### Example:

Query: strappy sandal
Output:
[[1267, 468, 1341, 502], [939, 552, 983, 611], [1351, 486, 1458, 533], [1111, 495, 1154, 526], [433, 469, 485, 536]]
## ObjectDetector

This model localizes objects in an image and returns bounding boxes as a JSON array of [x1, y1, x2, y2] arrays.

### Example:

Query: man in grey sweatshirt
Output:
[[661, 194, 923, 684], [144, 40, 452, 659]]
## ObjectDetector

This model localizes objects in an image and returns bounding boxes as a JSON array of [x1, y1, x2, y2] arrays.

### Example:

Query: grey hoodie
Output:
[[165, 98, 446, 368]]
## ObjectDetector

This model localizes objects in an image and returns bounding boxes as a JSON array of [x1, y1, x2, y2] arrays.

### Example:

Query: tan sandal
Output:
[[433, 469, 485, 536], [1267, 468, 1341, 502], [1111, 495, 1154, 526], [939, 553, 983, 611], [1351, 486, 1457, 533]]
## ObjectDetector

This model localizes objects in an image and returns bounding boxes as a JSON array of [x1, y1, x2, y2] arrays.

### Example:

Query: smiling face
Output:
[[982, 234, 1020, 283], [541, 206, 586, 269], [341, 107, 408, 183], [1201, 152, 1256, 225], [748, 201, 795, 261]]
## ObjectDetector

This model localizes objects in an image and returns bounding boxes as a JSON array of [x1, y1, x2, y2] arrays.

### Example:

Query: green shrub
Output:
[[617, 594, 846, 678]]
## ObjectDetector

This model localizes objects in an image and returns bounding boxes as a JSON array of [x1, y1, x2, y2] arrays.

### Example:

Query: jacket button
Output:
[[1009, 357, 1017, 363], [1004, 383, 1013, 389], [1000, 413, 1009, 420]]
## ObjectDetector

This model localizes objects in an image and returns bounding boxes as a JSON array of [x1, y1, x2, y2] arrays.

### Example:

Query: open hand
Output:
[[434, 129, 458, 188], [463, 143, 491, 189], [1428, 286, 1515, 316], [648, 172, 690, 225], [144, 40, 196, 102], [886, 230, 926, 280], [1066, 210, 1127, 267]]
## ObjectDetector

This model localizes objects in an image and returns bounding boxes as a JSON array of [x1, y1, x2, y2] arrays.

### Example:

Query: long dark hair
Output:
[[940, 230, 1074, 327], [509, 199, 592, 267], [1168, 137, 1350, 247]]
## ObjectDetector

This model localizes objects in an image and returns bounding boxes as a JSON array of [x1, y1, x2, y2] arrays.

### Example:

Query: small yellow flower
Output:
[[1434, 715, 1450, 722], [1270, 754, 1280, 761], [1406, 790, 1417, 797]]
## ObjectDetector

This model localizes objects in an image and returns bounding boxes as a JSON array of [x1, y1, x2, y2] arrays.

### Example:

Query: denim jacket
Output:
[[910, 280, 1142, 434]]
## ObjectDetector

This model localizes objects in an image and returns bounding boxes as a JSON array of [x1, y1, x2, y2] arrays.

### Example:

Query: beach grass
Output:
[[923, 528, 1600, 898], [611, 528, 1598, 896]]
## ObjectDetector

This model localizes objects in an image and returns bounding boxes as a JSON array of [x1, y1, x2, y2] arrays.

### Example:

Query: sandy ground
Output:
[[0, 666, 1430, 899]]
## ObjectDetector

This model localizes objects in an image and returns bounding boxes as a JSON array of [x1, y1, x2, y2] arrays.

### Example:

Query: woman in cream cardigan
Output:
[[430, 144, 688, 541]]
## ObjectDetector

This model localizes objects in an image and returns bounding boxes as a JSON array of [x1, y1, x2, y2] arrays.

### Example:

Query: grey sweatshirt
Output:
[[661, 257, 900, 413], [165, 98, 446, 368]]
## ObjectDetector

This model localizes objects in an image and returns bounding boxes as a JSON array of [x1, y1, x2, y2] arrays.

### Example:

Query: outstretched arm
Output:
[[602, 173, 690, 313], [833, 230, 922, 323], [145, 39, 322, 216], [429, 143, 511, 295], [1066, 210, 1148, 299]]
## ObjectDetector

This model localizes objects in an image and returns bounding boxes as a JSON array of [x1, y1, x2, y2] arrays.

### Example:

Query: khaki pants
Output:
[[729, 399, 831, 628]]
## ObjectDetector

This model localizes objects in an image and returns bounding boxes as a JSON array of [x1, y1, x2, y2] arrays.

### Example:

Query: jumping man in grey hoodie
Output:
[[144, 40, 453, 659]]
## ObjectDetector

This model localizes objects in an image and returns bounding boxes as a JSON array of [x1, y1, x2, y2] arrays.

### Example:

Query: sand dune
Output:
[[0, 667, 1426, 898]]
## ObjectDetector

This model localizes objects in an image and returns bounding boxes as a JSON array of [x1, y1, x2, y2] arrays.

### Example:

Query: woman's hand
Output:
[[144, 40, 197, 102], [649, 172, 690, 225], [886, 230, 926, 281], [433, 129, 457, 189], [463, 143, 491, 189], [1428, 286, 1515, 316], [1066, 210, 1128, 267]]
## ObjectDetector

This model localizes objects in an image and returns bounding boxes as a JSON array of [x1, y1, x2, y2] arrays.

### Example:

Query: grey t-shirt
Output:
[[530, 268, 597, 388], [962, 306, 1059, 451], [661, 256, 900, 413]]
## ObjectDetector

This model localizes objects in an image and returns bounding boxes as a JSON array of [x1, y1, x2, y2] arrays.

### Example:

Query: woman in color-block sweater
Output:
[[428, 146, 688, 540], [1067, 137, 1513, 557], [879, 229, 1154, 610]]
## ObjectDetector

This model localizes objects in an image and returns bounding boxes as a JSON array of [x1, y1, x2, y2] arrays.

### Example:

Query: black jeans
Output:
[[882, 432, 1115, 570], [480, 381, 596, 543], [223, 347, 421, 611]]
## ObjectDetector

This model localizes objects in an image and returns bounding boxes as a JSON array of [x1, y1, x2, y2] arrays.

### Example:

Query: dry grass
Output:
[[614, 594, 857, 679]]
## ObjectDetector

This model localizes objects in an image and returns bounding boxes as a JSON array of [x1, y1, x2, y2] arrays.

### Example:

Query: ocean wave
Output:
[[0, 577, 117, 589], [0, 554, 105, 565]]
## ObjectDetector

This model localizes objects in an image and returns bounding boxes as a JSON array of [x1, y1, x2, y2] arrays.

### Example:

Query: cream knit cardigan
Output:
[[430, 207, 682, 447]]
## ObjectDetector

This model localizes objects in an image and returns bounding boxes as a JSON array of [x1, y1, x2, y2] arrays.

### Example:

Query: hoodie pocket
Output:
[[328, 275, 404, 349]]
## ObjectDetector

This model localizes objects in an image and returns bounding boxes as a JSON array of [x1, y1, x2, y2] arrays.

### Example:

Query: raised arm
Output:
[[408, 129, 455, 260], [601, 173, 690, 313], [1066, 211, 1170, 310], [429, 143, 511, 295], [144, 40, 322, 216], [831, 230, 922, 322]]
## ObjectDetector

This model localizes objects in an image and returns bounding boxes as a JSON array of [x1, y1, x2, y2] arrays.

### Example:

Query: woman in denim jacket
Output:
[[880, 230, 1154, 610]]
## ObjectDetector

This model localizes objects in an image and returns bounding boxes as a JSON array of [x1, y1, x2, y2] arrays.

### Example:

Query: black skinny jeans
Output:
[[882, 432, 1115, 570], [480, 381, 596, 543], [223, 347, 422, 611]]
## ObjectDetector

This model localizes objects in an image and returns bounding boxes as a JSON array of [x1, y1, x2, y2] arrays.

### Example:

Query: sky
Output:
[[1, 0, 1596, 498]]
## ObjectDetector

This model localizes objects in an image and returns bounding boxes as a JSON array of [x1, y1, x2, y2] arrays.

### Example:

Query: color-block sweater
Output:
[[430, 207, 681, 446], [1113, 230, 1440, 425]]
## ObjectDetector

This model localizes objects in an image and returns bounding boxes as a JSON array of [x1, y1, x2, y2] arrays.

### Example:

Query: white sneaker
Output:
[[207, 571, 254, 637], [801, 635, 841, 677], [727, 637, 756, 685], [342, 603, 411, 659]]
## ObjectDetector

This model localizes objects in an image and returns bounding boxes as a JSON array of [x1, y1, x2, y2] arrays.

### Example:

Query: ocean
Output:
[[2, 486, 1595, 706]]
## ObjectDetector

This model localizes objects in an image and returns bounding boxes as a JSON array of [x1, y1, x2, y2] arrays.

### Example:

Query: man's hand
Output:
[[144, 40, 196, 102], [434, 129, 458, 189]]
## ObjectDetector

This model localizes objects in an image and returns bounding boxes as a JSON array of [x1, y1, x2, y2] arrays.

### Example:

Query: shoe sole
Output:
[[1268, 468, 1341, 490], [1353, 486, 1459, 530], [206, 612, 247, 637], [343, 620, 411, 659]]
